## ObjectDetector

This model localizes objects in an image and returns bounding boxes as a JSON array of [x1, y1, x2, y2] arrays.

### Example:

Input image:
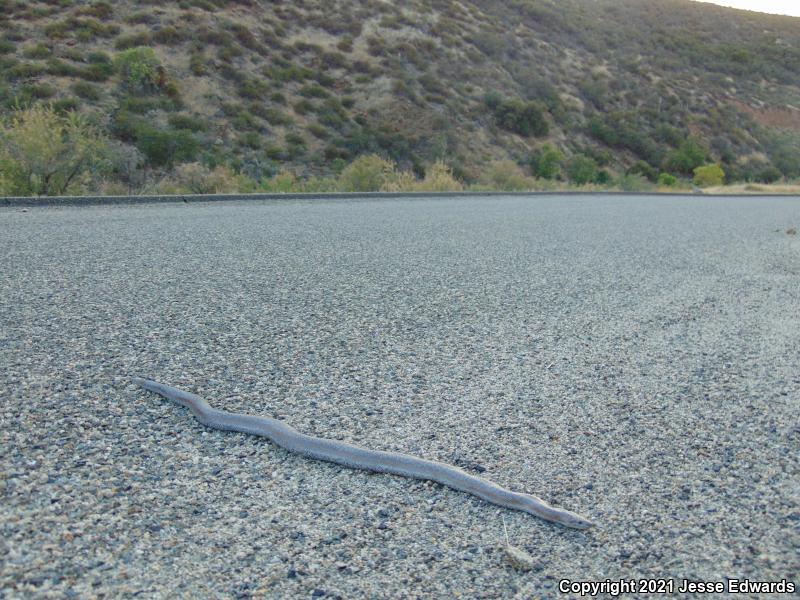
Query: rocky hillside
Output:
[[1, 0, 799, 188]]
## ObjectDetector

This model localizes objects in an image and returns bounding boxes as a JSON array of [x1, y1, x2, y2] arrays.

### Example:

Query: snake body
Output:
[[133, 377, 594, 529]]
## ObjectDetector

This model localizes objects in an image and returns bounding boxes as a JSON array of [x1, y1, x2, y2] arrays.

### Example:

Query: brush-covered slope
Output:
[[1, 0, 799, 186]]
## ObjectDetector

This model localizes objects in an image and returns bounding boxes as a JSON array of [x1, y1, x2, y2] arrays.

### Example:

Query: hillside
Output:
[[1, 0, 799, 194]]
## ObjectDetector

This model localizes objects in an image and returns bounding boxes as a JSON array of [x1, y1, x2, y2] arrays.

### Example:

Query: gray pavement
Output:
[[1, 195, 799, 598]]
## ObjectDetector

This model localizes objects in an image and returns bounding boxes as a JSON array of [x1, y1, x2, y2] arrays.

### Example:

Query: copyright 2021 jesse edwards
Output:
[[558, 578, 795, 596]]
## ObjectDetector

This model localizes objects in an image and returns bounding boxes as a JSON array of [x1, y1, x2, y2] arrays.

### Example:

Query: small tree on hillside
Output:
[[533, 144, 563, 179], [0, 104, 108, 196], [566, 154, 598, 185], [663, 139, 707, 176], [114, 47, 163, 92], [693, 164, 725, 187]]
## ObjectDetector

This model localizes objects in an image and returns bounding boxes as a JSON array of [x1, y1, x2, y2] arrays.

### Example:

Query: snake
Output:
[[132, 377, 594, 529]]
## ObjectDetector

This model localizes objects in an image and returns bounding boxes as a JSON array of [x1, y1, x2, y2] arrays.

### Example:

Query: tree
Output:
[[0, 104, 108, 196], [566, 154, 598, 185], [533, 144, 563, 179], [693, 164, 725, 187], [663, 139, 707, 176]]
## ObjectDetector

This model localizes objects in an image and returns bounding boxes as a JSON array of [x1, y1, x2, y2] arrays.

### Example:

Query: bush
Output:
[[532, 143, 563, 179], [337, 154, 397, 191], [189, 52, 206, 76], [71, 81, 102, 101], [114, 32, 152, 50], [663, 139, 707, 176], [80, 52, 114, 81], [756, 165, 782, 184], [308, 123, 330, 139], [0, 104, 109, 196], [167, 113, 208, 132], [616, 173, 653, 192], [153, 26, 184, 46], [566, 154, 598, 185], [114, 47, 162, 92], [657, 172, 677, 187], [493, 98, 548, 137], [479, 160, 536, 191], [693, 164, 725, 187], [135, 127, 200, 167], [23, 43, 51, 59], [170, 162, 243, 194], [414, 160, 463, 191], [627, 160, 657, 182]]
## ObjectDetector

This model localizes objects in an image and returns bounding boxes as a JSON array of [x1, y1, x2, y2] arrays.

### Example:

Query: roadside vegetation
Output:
[[1, 104, 797, 196], [0, 0, 798, 196]]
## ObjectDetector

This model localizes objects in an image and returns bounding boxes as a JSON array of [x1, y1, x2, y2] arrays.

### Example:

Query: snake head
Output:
[[558, 510, 595, 530]]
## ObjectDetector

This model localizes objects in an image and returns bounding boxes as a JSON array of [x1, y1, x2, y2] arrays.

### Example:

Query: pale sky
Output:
[[692, 0, 800, 17]]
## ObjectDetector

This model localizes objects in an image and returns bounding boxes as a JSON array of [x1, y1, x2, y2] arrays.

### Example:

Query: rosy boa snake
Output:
[[133, 377, 594, 529]]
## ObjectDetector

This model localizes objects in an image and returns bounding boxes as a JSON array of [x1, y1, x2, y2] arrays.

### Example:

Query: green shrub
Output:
[[23, 43, 52, 59], [79, 2, 113, 20], [479, 160, 536, 191], [617, 173, 653, 192], [285, 132, 305, 147], [756, 165, 782, 184], [4, 62, 47, 81], [71, 81, 101, 101], [293, 99, 313, 115], [0, 104, 109, 196], [21, 83, 56, 99], [308, 123, 329, 139], [0, 40, 14, 54], [531, 143, 563, 179], [51, 98, 80, 114], [594, 170, 610, 184], [167, 113, 208, 132], [153, 26, 185, 45], [136, 127, 200, 167], [239, 131, 261, 149], [627, 160, 657, 182], [299, 84, 329, 99], [114, 47, 162, 91], [46, 59, 80, 77], [693, 164, 724, 187], [566, 154, 598, 185], [663, 139, 707, 176], [657, 173, 677, 187], [238, 77, 269, 99], [493, 98, 548, 137], [316, 98, 349, 129], [115, 32, 152, 50]]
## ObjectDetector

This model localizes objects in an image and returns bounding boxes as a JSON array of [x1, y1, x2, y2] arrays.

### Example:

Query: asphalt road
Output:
[[2, 195, 799, 598]]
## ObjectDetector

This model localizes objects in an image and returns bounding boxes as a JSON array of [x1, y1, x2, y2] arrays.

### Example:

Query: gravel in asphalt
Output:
[[1, 195, 799, 598]]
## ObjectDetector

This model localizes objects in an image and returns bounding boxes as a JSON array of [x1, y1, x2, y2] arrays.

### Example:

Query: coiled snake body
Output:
[[133, 377, 594, 529]]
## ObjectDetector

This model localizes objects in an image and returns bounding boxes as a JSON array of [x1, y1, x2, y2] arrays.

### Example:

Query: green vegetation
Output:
[[0, 105, 109, 196], [114, 47, 162, 91], [0, 0, 798, 196], [487, 94, 548, 137], [693, 164, 725, 187]]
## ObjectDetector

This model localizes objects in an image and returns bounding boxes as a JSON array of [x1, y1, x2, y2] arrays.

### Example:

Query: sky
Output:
[[692, 0, 800, 17]]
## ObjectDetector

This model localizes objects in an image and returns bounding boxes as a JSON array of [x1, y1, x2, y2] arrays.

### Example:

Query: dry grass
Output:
[[704, 183, 800, 195]]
